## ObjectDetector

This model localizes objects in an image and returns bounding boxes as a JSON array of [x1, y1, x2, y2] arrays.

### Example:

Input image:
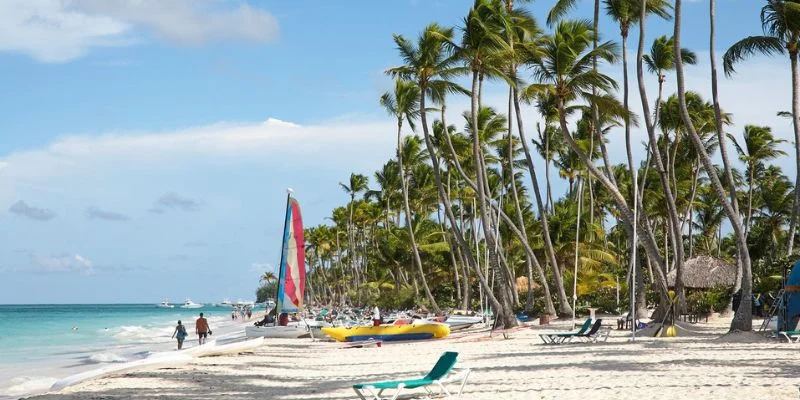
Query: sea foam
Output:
[[86, 353, 128, 364], [0, 376, 58, 399]]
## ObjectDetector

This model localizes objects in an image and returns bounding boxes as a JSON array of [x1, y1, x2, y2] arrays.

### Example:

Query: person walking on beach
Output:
[[171, 320, 187, 350], [195, 312, 211, 345]]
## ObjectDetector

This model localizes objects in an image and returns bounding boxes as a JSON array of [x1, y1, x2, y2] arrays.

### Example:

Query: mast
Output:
[[274, 188, 294, 326]]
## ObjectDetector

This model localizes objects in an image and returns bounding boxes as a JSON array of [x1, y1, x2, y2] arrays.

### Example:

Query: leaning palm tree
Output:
[[675, 0, 753, 331], [634, 0, 688, 311], [729, 125, 788, 238], [501, 3, 574, 317], [380, 79, 440, 312], [387, 23, 510, 320], [723, 0, 800, 255], [450, 0, 522, 323], [527, 20, 672, 312]]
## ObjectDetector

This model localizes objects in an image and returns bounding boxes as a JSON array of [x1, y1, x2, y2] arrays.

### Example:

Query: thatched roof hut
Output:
[[666, 255, 736, 289]]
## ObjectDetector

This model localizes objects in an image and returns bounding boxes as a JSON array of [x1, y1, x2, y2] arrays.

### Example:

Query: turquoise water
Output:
[[0, 304, 257, 399]]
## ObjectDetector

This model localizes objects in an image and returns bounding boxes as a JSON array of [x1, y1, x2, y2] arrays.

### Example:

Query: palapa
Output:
[[666, 255, 736, 289]]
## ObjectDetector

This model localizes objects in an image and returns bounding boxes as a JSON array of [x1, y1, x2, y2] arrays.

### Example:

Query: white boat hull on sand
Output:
[[245, 325, 310, 339]]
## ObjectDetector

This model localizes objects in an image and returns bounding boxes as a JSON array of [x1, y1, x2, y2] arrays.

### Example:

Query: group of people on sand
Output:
[[171, 312, 212, 350]]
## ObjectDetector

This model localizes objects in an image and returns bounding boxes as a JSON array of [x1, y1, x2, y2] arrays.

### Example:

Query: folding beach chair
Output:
[[352, 351, 471, 400], [574, 319, 611, 343], [539, 318, 592, 344]]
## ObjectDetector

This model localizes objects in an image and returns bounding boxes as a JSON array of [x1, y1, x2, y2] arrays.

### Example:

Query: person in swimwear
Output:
[[195, 312, 211, 345]]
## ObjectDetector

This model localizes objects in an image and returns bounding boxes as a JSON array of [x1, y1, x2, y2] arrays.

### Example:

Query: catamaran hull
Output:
[[321, 324, 450, 342], [245, 325, 310, 339]]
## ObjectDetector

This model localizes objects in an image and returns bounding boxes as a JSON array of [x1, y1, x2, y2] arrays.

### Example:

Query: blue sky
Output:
[[0, 0, 791, 304]]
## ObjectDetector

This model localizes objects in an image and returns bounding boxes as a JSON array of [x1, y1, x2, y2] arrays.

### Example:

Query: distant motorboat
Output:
[[157, 299, 174, 309], [181, 299, 204, 309], [221, 299, 232, 307]]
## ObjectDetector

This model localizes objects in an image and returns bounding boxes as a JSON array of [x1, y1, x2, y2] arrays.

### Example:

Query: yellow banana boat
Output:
[[321, 323, 450, 342]]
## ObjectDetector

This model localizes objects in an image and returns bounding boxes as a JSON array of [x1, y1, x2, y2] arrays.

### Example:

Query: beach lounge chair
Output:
[[778, 330, 800, 343], [574, 319, 611, 343], [352, 351, 470, 400], [539, 319, 592, 344]]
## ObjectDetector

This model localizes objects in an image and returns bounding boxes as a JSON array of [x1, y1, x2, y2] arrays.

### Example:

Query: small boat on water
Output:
[[181, 299, 204, 309], [157, 299, 174, 308], [321, 323, 450, 342], [221, 299, 232, 307]]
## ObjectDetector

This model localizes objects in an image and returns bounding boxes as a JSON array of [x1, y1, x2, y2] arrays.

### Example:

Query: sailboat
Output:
[[246, 190, 312, 339]]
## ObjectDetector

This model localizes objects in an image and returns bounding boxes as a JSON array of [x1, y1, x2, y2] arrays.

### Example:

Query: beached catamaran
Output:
[[246, 190, 311, 339]]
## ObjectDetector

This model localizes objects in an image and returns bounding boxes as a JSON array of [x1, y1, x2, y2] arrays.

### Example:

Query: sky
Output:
[[0, 0, 793, 304]]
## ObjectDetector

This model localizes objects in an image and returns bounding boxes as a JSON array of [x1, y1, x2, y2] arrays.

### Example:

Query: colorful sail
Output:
[[276, 196, 305, 314]]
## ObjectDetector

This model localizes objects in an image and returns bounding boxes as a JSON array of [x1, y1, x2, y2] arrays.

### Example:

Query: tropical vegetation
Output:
[[294, 0, 797, 333]]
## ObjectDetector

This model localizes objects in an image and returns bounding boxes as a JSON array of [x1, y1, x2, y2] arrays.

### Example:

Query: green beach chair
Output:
[[352, 351, 471, 400], [778, 330, 800, 343], [539, 318, 592, 344], [573, 319, 611, 343]]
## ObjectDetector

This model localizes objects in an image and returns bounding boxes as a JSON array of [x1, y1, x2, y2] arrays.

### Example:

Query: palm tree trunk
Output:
[[546, 145, 555, 214], [746, 168, 754, 239], [677, 0, 752, 331], [417, 86, 504, 318], [787, 47, 800, 255], [507, 88, 536, 313], [444, 169, 463, 305], [557, 99, 671, 312], [397, 119, 440, 313], [710, 0, 744, 309], [470, 71, 517, 327], [442, 101, 556, 316], [634, 0, 686, 312], [514, 88, 572, 316]]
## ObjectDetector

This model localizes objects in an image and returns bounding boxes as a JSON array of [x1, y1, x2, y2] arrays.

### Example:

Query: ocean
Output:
[[0, 303, 259, 399]]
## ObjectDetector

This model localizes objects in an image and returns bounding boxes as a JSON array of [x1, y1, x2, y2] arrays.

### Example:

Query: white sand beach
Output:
[[25, 316, 799, 400]]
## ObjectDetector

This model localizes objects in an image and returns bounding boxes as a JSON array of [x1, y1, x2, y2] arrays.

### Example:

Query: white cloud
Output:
[[0, 117, 394, 209], [0, 0, 130, 63], [250, 262, 273, 272], [155, 193, 199, 212], [31, 253, 93, 274], [8, 200, 56, 221], [0, 0, 279, 63], [86, 206, 130, 221], [72, 0, 279, 45]]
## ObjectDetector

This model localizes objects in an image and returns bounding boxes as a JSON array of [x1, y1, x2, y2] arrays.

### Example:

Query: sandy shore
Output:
[[27, 316, 799, 399]]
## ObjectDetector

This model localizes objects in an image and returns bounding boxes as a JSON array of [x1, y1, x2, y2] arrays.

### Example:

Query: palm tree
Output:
[[634, 0, 688, 310], [528, 19, 672, 312], [729, 125, 788, 238], [674, 0, 753, 331], [723, 0, 800, 255], [642, 35, 697, 125], [260, 271, 277, 284], [387, 23, 507, 319], [499, 3, 574, 316], [339, 172, 369, 289], [380, 79, 441, 312], [450, 0, 521, 324]]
